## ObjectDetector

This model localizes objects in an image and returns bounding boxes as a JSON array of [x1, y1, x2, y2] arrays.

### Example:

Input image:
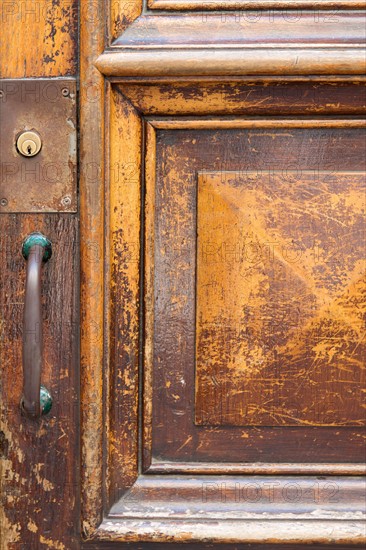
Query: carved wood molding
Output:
[[95, 13, 366, 77], [149, 0, 366, 9]]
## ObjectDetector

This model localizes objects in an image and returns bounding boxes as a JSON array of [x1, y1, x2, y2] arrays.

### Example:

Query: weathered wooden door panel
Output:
[[146, 125, 365, 467], [0, 3, 79, 548], [79, 82, 365, 544], [1, 0, 365, 548]]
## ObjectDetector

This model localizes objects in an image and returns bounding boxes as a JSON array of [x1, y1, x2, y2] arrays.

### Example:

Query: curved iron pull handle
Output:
[[21, 233, 53, 418]]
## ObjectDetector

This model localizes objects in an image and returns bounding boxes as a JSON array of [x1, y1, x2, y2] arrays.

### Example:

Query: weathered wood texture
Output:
[[115, 13, 366, 45], [87, 516, 366, 544], [195, 171, 365, 427], [84, 82, 366, 545], [146, 121, 366, 466], [101, 474, 366, 543], [96, 13, 366, 77], [109, 0, 142, 42], [106, 86, 142, 509], [0, 215, 79, 549], [117, 80, 366, 116], [0, 0, 78, 78], [79, 0, 106, 539], [0, 1, 79, 549], [82, 545, 366, 550]]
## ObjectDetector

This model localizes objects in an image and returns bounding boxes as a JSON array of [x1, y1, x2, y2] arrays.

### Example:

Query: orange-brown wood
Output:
[[115, 80, 366, 116], [80, 77, 366, 544], [2, 0, 365, 547], [0, 0, 78, 78], [107, 85, 142, 504], [109, 0, 143, 42], [0, 1, 79, 548], [143, 117, 366, 470], [79, 0, 106, 538], [195, 170, 365, 426], [149, 0, 365, 8]]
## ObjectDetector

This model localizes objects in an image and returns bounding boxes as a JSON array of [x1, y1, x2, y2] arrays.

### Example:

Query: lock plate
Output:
[[0, 79, 77, 213]]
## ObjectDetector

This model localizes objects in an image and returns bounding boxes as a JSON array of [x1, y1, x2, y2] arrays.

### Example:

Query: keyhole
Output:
[[16, 131, 42, 157]]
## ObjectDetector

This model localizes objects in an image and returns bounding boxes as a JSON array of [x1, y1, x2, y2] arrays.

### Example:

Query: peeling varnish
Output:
[[195, 170, 365, 426], [39, 535, 65, 550], [32, 464, 55, 492]]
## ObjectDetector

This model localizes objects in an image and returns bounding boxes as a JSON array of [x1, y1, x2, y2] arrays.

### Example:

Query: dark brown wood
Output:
[[114, 80, 366, 117], [0, 1, 80, 548], [146, 122, 366, 466], [0, 215, 79, 548], [81, 82, 366, 544]]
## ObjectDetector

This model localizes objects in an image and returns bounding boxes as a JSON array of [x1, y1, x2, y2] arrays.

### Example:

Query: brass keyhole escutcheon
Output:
[[16, 131, 42, 157]]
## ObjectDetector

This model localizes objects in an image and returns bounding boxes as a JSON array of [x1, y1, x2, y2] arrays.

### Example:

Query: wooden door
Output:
[[1, 1, 365, 548], [0, 2, 80, 548]]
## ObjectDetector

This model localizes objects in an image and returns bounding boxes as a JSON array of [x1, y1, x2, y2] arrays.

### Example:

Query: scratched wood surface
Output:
[[106, 86, 142, 509], [79, 0, 106, 539], [0, 215, 79, 549], [109, 0, 142, 42], [117, 81, 366, 117], [0, 1, 79, 548], [1, 0, 365, 546], [147, 124, 366, 465], [0, 0, 78, 78], [195, 171, 365, 426]]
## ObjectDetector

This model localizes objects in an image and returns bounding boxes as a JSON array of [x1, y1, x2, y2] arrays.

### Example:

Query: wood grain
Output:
[[0, 0, 78, 78], [0, 1, 79, 548], [0, 215, 79, 549], [107, 86, 142, 506], [91, 517, 366, 544], [96, 48, 366, 77], [109, 0, 143, 43], [79, 0, 106, 538], [119, 81, 366, 117], [82, 544, 366, 550], [80, 78, 366, 543], [114, 13, 366, 45], [147, 122, 366, 466], [195, 171, 365, 427]]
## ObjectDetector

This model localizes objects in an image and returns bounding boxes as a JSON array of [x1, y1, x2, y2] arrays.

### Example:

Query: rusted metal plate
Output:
[[0, 79, 77, 212]]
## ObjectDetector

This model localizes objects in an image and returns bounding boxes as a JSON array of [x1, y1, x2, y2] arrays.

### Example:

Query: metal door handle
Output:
[[21, 233, 53, 418]]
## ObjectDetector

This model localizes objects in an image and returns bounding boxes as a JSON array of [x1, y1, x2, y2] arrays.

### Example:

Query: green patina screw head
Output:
[[40, 385, 53, 415], [22, 232, 52, 262]]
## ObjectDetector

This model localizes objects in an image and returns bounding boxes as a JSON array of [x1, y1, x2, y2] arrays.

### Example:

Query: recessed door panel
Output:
[[145, 124, 366, 468], [195, 170, 365, 427]]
